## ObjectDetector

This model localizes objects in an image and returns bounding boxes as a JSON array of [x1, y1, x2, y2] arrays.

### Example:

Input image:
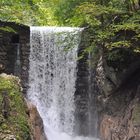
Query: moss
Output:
[[132, 103, 140, 125], [0, 74, 31, 140]]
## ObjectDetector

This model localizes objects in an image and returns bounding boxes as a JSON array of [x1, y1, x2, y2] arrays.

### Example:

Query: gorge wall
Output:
[[96, 49, 140, 140]]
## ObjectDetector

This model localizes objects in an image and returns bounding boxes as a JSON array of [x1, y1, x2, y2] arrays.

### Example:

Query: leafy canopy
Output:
[[0, 0, 140, 53]]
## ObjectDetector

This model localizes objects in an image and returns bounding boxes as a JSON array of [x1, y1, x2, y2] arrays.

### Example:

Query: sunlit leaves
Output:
[[107, 41, 132, 49], [0, 0, 140, 55], [113, 23, 140, 32], [0, 0, 58, 26], [0, 26, 17, 33]]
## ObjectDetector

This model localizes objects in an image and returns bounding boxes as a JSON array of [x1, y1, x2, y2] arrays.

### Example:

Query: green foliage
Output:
[[0, 74, 30, 140], [71, 0, 140, 58], [53, 0, 92, 26], [0, 0, 58, 25], [0, 26, 17, 33], [132, 103, 140, 125], [108, 41, 131, 49], [0, 0, 140, 62]]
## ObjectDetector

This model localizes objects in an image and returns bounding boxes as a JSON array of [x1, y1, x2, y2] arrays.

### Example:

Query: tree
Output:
[[0, 0, 57, 25], [69, 0, 140, 54], [0, 0, 140, 54]]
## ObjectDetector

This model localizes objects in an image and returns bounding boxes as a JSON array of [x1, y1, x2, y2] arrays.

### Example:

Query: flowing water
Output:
[[27, 27, 99, 140]]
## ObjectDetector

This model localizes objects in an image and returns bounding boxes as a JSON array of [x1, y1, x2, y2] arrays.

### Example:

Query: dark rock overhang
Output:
[[0, 20, 30, 34]]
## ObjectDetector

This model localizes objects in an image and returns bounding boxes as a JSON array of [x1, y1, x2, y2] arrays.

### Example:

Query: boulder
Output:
[[27, 102, 47, 140]]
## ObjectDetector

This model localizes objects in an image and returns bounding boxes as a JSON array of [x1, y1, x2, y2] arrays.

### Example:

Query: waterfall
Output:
[[88, 59, 98, 137], [27, 27, 99, 140]]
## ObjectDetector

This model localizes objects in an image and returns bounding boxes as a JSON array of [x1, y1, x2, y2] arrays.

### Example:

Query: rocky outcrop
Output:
[[0, 74, 31, 140], [98, 98, 140, 140], [96, 49, 140, 140], [96, 48, 140, 97], [96, 55, 117, 97], [0, 73, 47, 140], [27, 102, 47, 140]]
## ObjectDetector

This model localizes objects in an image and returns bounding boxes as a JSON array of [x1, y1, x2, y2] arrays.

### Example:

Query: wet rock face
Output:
[[96, 50, 140, 140], [100, 112, 140, 140], [97, 72, 140, 140], [96, 49, 140, 97], [27, 102, 47, 140], [99, 85, 140, 140], [96, 56, 117, 97]]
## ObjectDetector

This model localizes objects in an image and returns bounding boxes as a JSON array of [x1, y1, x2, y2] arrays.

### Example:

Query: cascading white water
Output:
[[28, 27, 99, 140]]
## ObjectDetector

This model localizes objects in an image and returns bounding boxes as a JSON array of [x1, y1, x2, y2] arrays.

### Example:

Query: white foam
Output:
[[28, 27, 99, 140], [45, 125, 99, 140]]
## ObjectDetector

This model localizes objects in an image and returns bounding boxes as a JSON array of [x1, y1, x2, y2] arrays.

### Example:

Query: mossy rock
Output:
[[0, 74, 31, 140], [132, 103, 140, 125]]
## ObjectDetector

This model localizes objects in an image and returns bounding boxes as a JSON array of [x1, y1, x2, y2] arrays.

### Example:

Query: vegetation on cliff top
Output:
[[0, 0, 139, 55], [0, 74, 31, 140]]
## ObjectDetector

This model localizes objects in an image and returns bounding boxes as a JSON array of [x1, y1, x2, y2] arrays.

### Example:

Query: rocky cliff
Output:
[[0, 73, 47, 140], [0, 74, 31, 140], [96, 48, 140, 140]]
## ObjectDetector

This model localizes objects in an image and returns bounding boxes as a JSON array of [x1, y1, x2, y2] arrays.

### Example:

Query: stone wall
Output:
[[0, 21, 30, 93]]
